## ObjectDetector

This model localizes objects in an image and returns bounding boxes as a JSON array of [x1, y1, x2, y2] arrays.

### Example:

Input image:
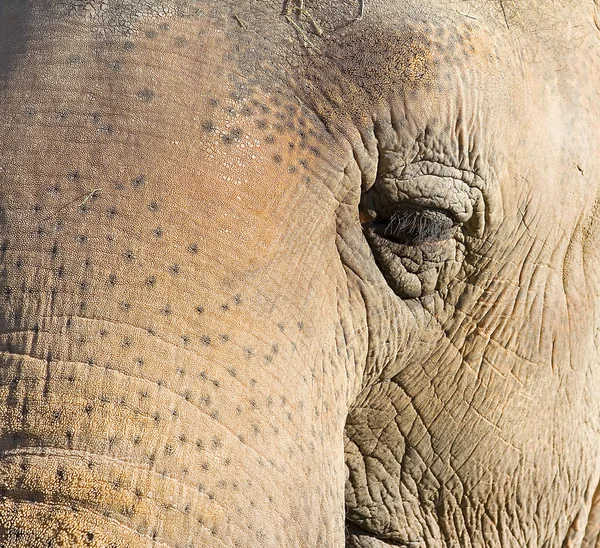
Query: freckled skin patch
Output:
[[0, 8, 340, 542]]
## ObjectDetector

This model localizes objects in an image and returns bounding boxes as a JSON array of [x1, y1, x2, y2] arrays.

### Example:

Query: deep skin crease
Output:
[[0, 1, 600, 547]]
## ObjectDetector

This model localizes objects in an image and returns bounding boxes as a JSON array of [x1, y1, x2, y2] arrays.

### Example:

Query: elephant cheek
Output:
[[0, 15, 356, 548]]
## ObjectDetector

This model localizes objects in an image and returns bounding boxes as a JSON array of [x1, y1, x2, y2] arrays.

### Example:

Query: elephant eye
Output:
[[367, 206, 456, 245]]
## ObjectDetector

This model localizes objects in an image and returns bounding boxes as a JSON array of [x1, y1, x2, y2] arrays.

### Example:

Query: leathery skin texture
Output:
[[0, 1, 599, 547]]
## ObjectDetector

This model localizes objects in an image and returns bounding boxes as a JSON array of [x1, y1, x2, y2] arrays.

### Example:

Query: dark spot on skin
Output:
[[174, 36, 187, 47], [221, 304, 229, 311], [265, 134, 275, 144], [287, 165, 297, 173], [108, 60, 122, 71], [123, 41, 135, 51], [107, 207, 117, 218], [188, 243, 198, 253], [202, 121, 216, 133], [169, 264, 180, 275], [196, 305, 204, 314], [122, 250, 135, 262], [145, 30, 158, 39], [152, 227, 163, 238], [68, 171, 80, 181], [137, 88, 155, 102], [222, 127, 243, 144], [148, 201, 159, 212], [67, 54, 83, 65], [77, 235, 88, 244], [201, 335, 211, 346], [159, 23, 170, 31], [256, 119, 267, 129], [132, 175, 145, 188], [233, 294, 242, 305], [161, 304, 172, 316]]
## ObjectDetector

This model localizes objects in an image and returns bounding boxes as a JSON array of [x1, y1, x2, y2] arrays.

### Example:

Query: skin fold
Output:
[[0, 0, 599, 546]]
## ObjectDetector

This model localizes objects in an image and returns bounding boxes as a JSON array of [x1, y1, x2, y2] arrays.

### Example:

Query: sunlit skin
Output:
[[0, 1, 599, 547]]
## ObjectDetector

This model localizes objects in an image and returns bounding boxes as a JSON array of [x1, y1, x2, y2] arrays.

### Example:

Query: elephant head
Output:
[[0, 0, 599, 546]]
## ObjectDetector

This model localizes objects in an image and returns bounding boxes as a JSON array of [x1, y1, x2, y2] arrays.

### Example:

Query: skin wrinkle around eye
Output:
[[362, 173, 486, 240]]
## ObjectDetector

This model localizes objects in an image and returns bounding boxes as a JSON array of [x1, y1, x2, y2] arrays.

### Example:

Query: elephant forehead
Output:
[[37, 0, 202, 37]]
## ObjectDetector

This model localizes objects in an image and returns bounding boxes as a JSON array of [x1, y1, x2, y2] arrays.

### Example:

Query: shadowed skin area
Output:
[[0, 0, 599, 547]]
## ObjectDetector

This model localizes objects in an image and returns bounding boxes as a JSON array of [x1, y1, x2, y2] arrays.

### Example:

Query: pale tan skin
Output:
[[0, 1, 599, 547]]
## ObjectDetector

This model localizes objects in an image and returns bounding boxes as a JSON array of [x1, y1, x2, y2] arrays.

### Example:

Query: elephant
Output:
[[0, 0, 599, 546]]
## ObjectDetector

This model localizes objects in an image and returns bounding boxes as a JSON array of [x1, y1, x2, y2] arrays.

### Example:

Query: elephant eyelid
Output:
[[369, 206, 457, 245]]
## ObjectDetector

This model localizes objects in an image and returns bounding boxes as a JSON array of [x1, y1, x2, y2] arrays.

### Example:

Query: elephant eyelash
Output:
[[371, 206, 456, 245]]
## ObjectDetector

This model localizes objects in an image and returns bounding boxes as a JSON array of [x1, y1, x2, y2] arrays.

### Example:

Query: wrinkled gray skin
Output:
[[0, 0, 600, 546]]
